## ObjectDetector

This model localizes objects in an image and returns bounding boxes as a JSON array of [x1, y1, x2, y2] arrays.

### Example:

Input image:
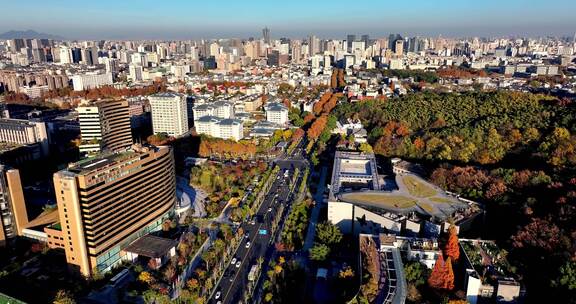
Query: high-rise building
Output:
[[52, 144, 176, 276], [347, 34, 356, 52], [309, 35, 320, 56], [59, 46, 72, 64], [394, 39, 404, 56], [388, 34, 402, 49], [71, 48, 82, 64], [78, 100, 132, 154], [0, 166, 28, 246], [262, 27, 271, 44], [148, 93, 189, 137], [361, 34, 370, 46]]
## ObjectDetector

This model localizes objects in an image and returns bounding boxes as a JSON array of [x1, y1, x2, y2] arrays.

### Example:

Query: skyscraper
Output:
[[52, 144, 176, 276], [309, 35, 320, 56], [78, 100, 133, 154], [262, 27, 271, 44], [361, 34, 370, 46], [148, 93, 189, 137], [347, 34, 356, 52], [394, 39, 404, 56]]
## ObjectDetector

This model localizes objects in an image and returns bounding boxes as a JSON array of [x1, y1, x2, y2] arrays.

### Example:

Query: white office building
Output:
[[129, 65, 143, 82], [264, 102, 289, 125], [194, 116, 243, 141], [192, 101, 235, 120], [72, 72, 113, 91], [148, 93, 189, 137], [0, 119, 49, 155]]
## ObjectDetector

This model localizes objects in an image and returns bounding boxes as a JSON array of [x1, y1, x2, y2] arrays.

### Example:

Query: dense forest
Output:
[[334, 91, 576, 302]]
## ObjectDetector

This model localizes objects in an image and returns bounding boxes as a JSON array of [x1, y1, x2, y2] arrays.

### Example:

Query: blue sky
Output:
[[1, 0, 575, 39]]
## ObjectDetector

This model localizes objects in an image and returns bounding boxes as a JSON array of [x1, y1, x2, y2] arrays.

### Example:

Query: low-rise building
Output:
[[264, 102, 289, 125], [194, 116, 243, 141], [0, 118, 49, 155]]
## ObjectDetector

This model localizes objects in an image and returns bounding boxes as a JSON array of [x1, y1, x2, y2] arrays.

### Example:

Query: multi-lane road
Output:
[[210, 142, 308, 304]]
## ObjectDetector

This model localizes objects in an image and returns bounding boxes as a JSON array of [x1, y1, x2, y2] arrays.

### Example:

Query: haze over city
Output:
[[1, 0, 576, 39]]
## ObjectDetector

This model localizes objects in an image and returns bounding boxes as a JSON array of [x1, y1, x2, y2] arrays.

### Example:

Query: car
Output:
[[250, 219, 256, 225], [230, 257, 237, 265], [235, 261, 241, 268], [267, 207, 272, 212], [245, 241, 251, 248], [245, 233, 250, 239], [215, 291, 221, 299]]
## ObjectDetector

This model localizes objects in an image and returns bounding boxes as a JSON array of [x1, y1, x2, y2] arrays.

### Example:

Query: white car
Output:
[[235, 261, 241, 268], [230, 257, 237, 265], [215, 291, 221, 299], [245, 241, 251, 248]]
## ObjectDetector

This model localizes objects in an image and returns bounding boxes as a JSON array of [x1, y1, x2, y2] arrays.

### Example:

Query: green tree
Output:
[[359, 142, 373, 153], [554, 260, 576, 291], [315, 221, 343, 247], [404, 261, 429, 286], [309, 243, 330, 261], [53, 290, 76, 304]]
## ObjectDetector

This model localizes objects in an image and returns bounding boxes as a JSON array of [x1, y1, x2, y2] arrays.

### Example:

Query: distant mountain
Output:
[[0, 30, 65, 40]]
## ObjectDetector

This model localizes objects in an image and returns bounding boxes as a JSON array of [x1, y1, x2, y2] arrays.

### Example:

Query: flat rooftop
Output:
[[67, 151, 137, 174], [330, 151, 380, 197], [123, 235, 178, 258]]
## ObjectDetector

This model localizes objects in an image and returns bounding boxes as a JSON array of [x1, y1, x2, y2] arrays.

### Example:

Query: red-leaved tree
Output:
[[445, 225, 460, 261]]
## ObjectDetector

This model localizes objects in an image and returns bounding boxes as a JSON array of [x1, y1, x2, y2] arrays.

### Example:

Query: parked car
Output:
[[215, 291, 221, 299], [236, 261, 241, 268], [245, 241, 251, 248], [230, 257, 237, 265]]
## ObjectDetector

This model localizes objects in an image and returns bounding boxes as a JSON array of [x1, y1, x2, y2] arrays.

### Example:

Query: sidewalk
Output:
[[303, 166, 328, 251]]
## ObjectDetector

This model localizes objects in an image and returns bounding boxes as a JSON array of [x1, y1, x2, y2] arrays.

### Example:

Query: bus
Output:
[[248, 264, 260, 281]]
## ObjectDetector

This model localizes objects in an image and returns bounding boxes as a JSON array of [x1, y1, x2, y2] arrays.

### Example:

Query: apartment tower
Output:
[[52, 145, 176, 276], [78, 100, 132, 154], [148, 93, 189, 137]]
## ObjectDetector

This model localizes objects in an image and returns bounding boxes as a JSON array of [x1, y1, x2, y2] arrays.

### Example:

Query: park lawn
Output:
[[402, 175, 437, 198], [343, 193, 417, 209], [429, 197, 455, 204]]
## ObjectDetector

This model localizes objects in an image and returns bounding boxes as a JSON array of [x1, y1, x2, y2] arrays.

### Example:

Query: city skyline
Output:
[[1, 0, 575, 39]]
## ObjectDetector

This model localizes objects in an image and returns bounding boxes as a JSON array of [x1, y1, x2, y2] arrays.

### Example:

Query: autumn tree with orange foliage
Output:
[[292, 128, 305, 142], [448, 299, 468, 304], [303, 113, 316, 125], [445, 257, 455, 289], [313, 92, 333, 116], [437, 67, 488, 79], [198, 136, 257, 159], [331, 70, 338, 89], [337, 69, 346, 88], [445, 225, 460, 261], [307, 115, 328, 140], [428, 253, 455, 290]]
